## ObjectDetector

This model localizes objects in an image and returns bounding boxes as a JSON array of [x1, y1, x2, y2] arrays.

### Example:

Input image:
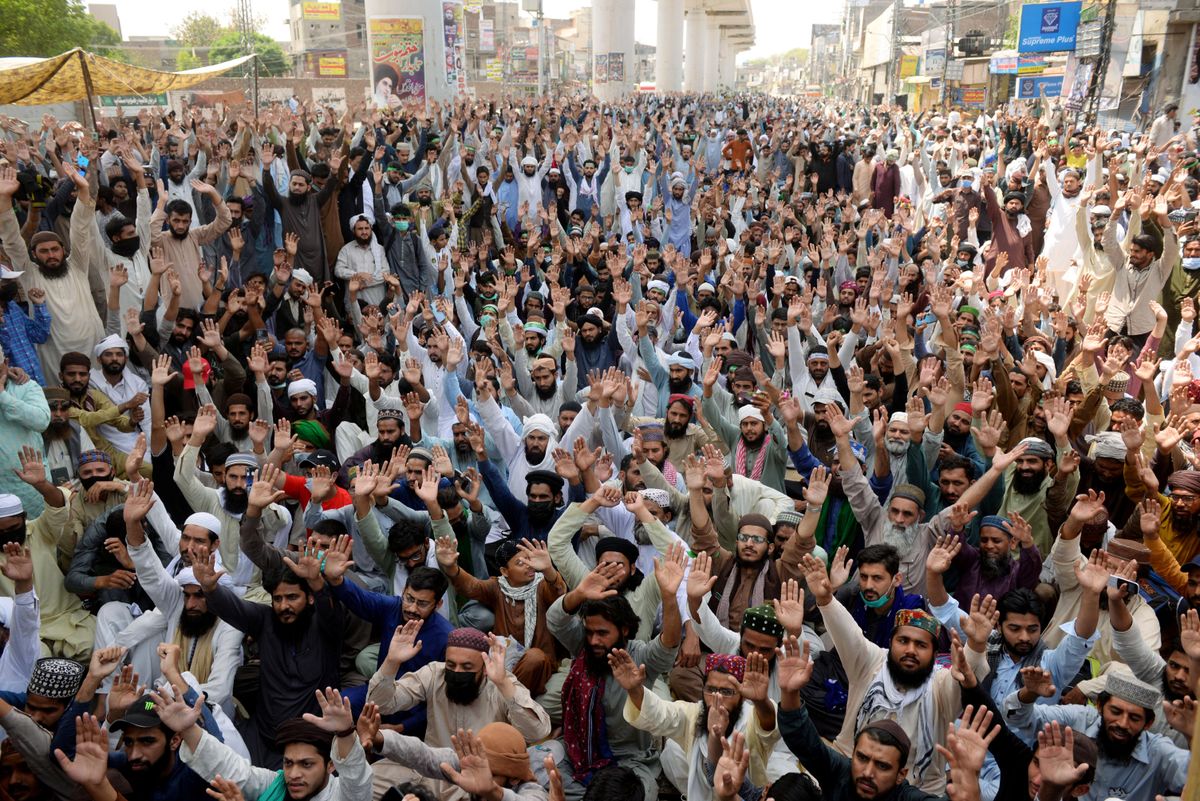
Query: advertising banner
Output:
[[1018, 1, 1082, 53], [442, 0, 466, 93], [302, 2, 341, 20], [369, 17, 426, 106], [953, 85, 986, 108], [595, 53, 609, 82], [608, 52, 624, 82], [99, 93, 167, 108], [480, 18, 494, 52], [898, 55, 919, 78], [924, 48, 945, 76], [1016, 74, 1064, 99]]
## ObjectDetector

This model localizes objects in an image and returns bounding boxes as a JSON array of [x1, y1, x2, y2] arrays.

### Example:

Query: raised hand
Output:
[[687, 550, 718, 601], [771, 579, 806, 635], [829, 544, 854, 589], [1019, 666, 1057, 699], [800, 553, 833, 605], [713, 732, 750, 801], [927, 533, 962, 575], [653, 540, 688, 596], [53, 713, 110, 788], [302, 687, 355, 735], [1034, 722, 1090, 788], [960, 593, 998, 648], [740, 652, 770, 702], [385, 619, 424, 664], [441, 728, 498, 796], [147, 682, 205, 733], [776, 635, 814, 692], [607, 648, 647, 692]]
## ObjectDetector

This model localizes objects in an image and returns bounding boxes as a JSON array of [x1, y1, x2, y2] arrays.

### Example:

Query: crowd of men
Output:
[[0, 89, 1196, 801]]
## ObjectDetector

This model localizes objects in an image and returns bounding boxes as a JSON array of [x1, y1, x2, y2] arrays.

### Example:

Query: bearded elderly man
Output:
[[999, 435, 1079, 557], [260, 149, 341, 284], [828, 405, 1022, 596]]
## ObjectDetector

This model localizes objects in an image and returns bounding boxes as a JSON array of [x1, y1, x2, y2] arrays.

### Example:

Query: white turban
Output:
[[291, 269, 314, 286], [647, 280, 671, 295], [175, 567, 200, 588], [1088, 431, 1127, 462], [521, 414, 556, 439], [738, 406, 765, 423], [0, 494, 23, 518], [92, 334, 127, 359], [1032, 350, 1057, 388], [288, 379, 318, 398]]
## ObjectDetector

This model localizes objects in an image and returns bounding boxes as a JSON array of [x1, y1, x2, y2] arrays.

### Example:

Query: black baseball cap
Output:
[[296, 449, 340, 471], [111, 694, 163, 731]]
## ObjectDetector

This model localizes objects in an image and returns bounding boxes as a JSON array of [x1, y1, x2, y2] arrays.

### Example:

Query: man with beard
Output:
[[0, 163, 104, 385], [801, 552, 992, 794], [636, 309, 702, 417], [0, 272, 50, 387], [571, 308, 618, 390], [870, 411, 936, 511], [1100, 539, 1198, 748], [475, 378, 593, 500], [101, 669, 226, 801], [926, 515, 1043, 608], [828, 403, 1020, 596], [702, 361, 786, 491], [516, 353, 579, 419], [260, 148, 340, 284], [59, 352, 144, 473], [342, 408, 410, 479], [474, 418, 568, 541], [1040, 155, 1091, 299], [615, 651, 778, 801], [543, 545, 684, 801], [193, 532, 344, 769], [1072, 431, 1134, 536], [149, 180, 231, 310], [175, 407, 290, 600], [334, 215, 388, 308], [980, 171, 1034, 276], [89, 335, 150, 474], [106, 481, 242, 708], [1125, 443, 1200, 565], [1005, 671, 1187, 801], [365, 625, 551, 797], [631, 394, 720, 469], [998, 430, 1078, 558], [99, 154, 153, 314]]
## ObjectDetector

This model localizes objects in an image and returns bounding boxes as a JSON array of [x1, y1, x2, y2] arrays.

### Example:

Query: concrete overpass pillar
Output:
[[656, 0, 684, 92], [702, 15, 720, 92], [684, 2, 705, 92], [594, 0, 634, 98], [720, 41, 738, 88]]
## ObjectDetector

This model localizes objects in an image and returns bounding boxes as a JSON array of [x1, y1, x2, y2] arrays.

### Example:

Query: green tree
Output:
[[0, 0, 126, 59], [208, 30, 289, 77], [172, 12, 227, 66]]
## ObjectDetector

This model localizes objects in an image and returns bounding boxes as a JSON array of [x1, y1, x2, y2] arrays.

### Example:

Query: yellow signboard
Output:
[[318, 56, 347, 75], [898, 55, 919, 78], [302, 2, 341, 20]]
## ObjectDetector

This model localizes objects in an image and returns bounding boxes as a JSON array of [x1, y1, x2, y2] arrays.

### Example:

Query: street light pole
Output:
[[537, 0, 545, 96]]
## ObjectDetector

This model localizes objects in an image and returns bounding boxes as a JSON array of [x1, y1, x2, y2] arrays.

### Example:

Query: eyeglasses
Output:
[[703, 686, 738, 698], [49, 401, 70, 410], [1171, 493, 1199, 504], [736, 532, 768, 544], [402, 592, 435, 611]]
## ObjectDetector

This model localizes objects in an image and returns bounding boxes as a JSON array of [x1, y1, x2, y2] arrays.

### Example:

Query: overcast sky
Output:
[[108, 0, 839, 62]]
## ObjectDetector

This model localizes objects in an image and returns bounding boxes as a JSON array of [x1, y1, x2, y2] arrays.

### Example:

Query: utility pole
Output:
[[889, 0, 901, 102], [941, 0, 954, 110], [1085, 0, 1118, 127], [236, 0, 259, 114], [536, 0, 545, 96]]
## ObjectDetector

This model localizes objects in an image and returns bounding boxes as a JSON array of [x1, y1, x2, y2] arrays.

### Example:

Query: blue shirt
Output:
[[0, 300, 50, 385]]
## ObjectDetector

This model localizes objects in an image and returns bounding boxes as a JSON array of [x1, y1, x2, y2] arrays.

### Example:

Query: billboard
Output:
[[369, 17, 426, 106], [924, 48, 945, 76], [442, 0, 466, 93], [1016, 74, 1064, 99], [480, 18, 494, 52], [1018, 1, 1082, 53], [304, 51, 347, 76], [595, 53, 608, 82], [898, 55, 919, 78], [952, 85, 986, 108], [302, 2, 341, 20], [100, 93, 167, 109]]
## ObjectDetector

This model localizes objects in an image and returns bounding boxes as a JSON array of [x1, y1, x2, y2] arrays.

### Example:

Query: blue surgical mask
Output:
[[394, 221, 410, 232], [861, 592, 891, 609], [1184, 257, 1200, 271], [624, 165, 634, 174]]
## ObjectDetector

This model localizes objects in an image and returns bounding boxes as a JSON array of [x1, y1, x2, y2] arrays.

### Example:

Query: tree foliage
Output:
[[208, 31, 289, 77], [172, 12, 226, 66], [0, 0, 125, 59]]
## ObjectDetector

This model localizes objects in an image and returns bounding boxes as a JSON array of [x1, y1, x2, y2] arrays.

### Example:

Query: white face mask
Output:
[[1183, 257, 1200, 271]]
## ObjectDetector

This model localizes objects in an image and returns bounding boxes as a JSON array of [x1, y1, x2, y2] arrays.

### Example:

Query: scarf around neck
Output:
[[561, 654, 614, 785], [498, 572, 544, 648], [735, 433, 771, 481], [855, 662, 937, 787]]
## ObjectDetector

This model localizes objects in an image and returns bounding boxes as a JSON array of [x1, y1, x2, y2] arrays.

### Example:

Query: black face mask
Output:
[[444, 668, 483, 704], [0, 520, 26, 546], [112, 236, 141, 258], [0, 283, 17, 303], [79, 474, 108, 491], [527, 500, 556, 523]]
